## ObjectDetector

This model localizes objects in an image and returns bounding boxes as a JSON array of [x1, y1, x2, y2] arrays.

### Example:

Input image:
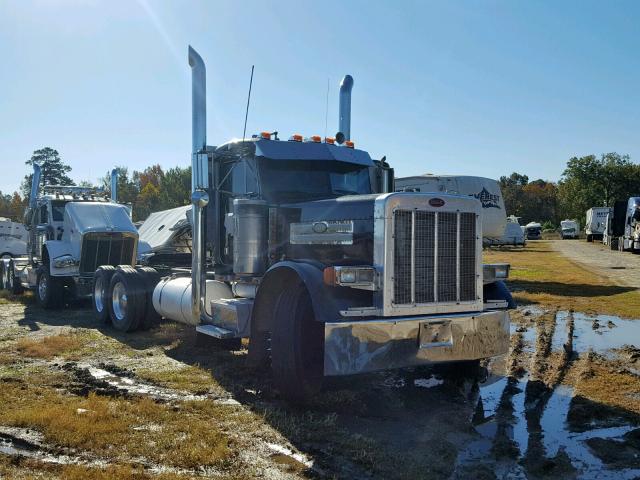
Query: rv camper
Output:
[[560, 219, 579, 240], [395, 175, 506, 246], [496, 216, 526, 246]]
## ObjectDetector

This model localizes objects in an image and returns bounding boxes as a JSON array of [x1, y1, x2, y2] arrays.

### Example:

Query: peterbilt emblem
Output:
[[312, 222, 329, 233], [429, 198, 445, 207], [473, 187, 501, 209]]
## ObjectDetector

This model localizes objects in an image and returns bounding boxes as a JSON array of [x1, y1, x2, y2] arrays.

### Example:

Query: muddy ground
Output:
[[1, 242, 640, 479]]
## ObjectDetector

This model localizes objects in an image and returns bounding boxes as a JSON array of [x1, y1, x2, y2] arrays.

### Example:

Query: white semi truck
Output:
[[90, 46, 513, 401], [0, 170, 139, 307], [0, 218, 27, 259], [394, 175, 507, 246]]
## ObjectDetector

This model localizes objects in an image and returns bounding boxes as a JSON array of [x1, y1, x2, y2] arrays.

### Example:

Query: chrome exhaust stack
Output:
[[110, 169, 118, 202], [29, 163, 42, 209], [338, 75, 354, 142], [189, 45, 210, 325]]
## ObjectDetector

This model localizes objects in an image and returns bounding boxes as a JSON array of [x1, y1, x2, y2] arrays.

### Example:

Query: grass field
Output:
[[484, 240, 640, 318]]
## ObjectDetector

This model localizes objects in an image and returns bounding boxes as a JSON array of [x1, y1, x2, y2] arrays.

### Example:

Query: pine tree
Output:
[[21, 147, 73, 198]]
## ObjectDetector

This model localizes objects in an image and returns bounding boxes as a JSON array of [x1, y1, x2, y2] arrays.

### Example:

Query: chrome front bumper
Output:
[[324, 310, 510, 376]]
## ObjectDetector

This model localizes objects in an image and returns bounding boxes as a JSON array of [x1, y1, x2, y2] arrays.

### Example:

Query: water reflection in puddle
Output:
[[456, 309, 640, 479], [551, 312, 640, 356]]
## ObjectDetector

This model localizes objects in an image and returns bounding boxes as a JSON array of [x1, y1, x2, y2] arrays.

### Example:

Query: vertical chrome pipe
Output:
[[189, 45, 209, 324], [29, 164, 41, 209], [338, 75, 353, 141], [110, 169, 118, 203]]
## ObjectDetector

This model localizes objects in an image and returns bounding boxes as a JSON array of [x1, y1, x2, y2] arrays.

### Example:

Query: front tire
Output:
[[270, 281, 324, 402], [108, 266, 145, 332], [36, 265, 63, 309]]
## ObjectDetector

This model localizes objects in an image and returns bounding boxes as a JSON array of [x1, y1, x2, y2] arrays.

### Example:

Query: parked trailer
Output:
[[603, 200, 626, 250], [616, 198, 640, 252], [0, 170, 139, 308], [0, 218, 27, 259], [585, 207, 611, 242], [92, 46, 513, 401], [560, 219, 579, 239], [495, 216, 526, 246]]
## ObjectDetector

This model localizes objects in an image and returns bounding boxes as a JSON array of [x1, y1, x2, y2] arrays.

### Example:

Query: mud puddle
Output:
[[454, 309, 640, 479]]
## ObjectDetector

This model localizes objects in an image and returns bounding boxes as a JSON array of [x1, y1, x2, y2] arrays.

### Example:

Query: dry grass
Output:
[[16, 333, 86, 360], [484, 241, 640, 318], [136, 365, 220, 395], [0, 377, 231, 469]]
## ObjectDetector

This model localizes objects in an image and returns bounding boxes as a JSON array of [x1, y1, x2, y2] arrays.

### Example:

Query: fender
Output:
[[43, 241, 77, 277], [252, 260, 373, 331], [484, 280, 516, 309]]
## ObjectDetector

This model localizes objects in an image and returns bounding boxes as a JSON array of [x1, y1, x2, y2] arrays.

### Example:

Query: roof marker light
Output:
[[324, 137, 335, 144], [310, 135, 321, 143], [345, 140, 355, 149], [260, 131, 271, 139], [289, 134, 303, 142]]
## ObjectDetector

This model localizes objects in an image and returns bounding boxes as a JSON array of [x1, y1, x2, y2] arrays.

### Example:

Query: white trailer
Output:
[[525, 222, 542, 240], [585, 207, 611, 242], [560, 219, 579, 239], [494, 216, 525, 246], [0, 218, 27, 258], [395, 175, 507, 246]]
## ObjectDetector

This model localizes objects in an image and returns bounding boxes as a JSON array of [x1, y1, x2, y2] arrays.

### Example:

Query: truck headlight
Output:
[[53, 255, 78, 269], [483, 263, 510, 283], [323, 266, 377, 290]]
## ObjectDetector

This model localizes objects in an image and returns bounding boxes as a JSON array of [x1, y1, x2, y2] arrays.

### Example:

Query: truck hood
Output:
[[64, 202, 138, 236]]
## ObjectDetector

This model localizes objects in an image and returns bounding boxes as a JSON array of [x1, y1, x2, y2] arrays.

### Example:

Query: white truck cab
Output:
[[0, 168, 139, 308]]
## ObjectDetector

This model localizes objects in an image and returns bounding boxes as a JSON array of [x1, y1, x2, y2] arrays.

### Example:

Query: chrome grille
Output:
[[79, 233, 135, 275], [393, 210, 477, 305]]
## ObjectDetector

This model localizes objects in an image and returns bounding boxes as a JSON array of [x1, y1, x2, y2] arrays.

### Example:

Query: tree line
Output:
[[2, 147, 639, 228], [500, 152, 640, 228]]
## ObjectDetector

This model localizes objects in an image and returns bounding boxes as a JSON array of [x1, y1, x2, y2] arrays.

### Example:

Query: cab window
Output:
[[51, 201, 67, 222], [39, 205, 48, 224]]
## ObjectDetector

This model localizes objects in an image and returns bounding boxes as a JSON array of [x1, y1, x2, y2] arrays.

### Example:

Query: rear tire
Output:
[[136, 266, 162, 330], [93, 266, 116, 322], [270, 281, 324, 402], [108, 266, 145, 332], [36, 265, 63, 309]]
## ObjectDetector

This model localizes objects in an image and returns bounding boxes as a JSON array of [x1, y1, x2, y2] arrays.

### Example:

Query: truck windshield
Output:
[[258, 160, 371, 202]]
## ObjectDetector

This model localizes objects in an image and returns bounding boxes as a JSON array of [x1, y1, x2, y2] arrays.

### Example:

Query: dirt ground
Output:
[[0, 240, 639, 479], [551, 239, 640, 289]]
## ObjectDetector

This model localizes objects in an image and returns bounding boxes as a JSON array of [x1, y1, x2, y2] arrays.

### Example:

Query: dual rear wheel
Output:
[[92, 265, 159, 332]]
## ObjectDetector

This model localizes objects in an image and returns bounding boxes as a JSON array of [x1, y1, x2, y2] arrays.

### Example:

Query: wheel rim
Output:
[[94, 276, 105, 313], [112, 282, 127, 321], [38, 273, 48, 300]]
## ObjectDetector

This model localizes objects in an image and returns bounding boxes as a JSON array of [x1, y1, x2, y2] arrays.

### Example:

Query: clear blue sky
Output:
[[1, 0, 639, 195]]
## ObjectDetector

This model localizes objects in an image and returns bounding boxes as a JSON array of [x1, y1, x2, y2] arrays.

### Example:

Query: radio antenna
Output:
[[242, 65, 255, 143], [324, 77, 329, 139]]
